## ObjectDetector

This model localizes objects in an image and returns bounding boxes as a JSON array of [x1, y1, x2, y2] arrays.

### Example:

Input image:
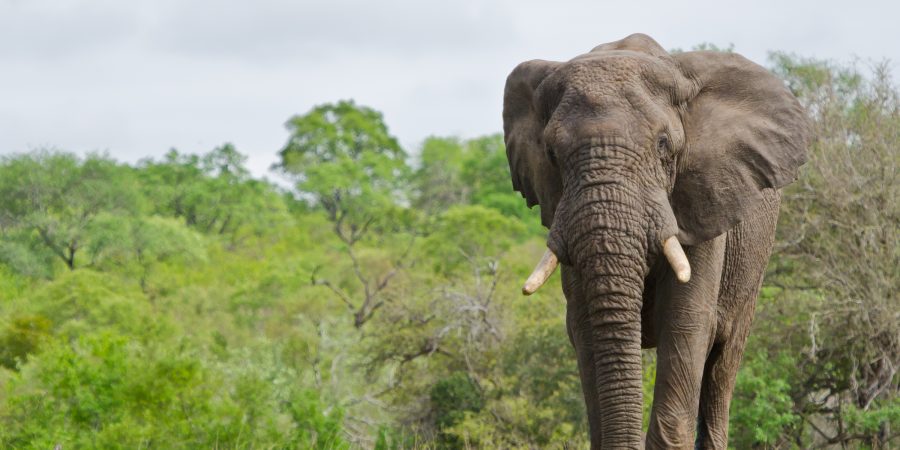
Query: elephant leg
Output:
[[562, 265, 603, 446], [695, 324, 752, 449], [696, 189, 782, 449], [646, 235, 725, 450]]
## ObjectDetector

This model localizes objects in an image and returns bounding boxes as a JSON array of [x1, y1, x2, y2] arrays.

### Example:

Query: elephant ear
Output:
[[503, 59, 564, 227], [671, 51, 811, 244]]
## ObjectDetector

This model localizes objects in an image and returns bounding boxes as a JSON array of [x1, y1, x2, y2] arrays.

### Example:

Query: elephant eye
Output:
[[547, 145, 558, 165], [656, 135, 669, 154]]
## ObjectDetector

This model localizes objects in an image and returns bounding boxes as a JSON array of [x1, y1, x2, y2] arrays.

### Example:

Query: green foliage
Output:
[[414, 135, 543, 234], [422, 205, 525, 275], [642, 350, 657, 430], [431, 372, 484, 446], [0, 236, 56, 279], [289, 390, 349, 449], [3, 331, 198, 448], [19, 270, 157, 339], [415, 136, 469, 211], [751, 53, 899, 448], [768, 51, 863, 101], [427, 281, 586, 449], [0, 152, 143, 271], [1, 330, 349, 449], [843, 400, 900, 443], [673, 52, 900, 448], [0, 314, 51, 370], [276, 100, 409, 236], [731, 351, 801, 447], [140, 145, 291, 243], [84, 215, 208, 294]]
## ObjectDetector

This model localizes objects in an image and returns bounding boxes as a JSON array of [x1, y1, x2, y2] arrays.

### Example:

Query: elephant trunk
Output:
[[569, 185, 649, 448], [580, 236, 646, 447]]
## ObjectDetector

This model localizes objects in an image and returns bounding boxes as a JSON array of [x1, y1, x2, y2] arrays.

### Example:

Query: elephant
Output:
[[502, 34, 810, 449]]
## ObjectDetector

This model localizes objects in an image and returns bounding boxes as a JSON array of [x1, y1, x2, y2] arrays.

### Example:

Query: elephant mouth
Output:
[[521, 234, 691, 295]]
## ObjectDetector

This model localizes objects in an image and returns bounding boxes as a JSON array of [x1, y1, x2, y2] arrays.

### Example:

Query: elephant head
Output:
[[503, 34, 809, 445]]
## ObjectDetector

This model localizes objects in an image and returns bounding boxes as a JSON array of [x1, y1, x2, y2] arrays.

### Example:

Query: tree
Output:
[[276, 99, 408, 241], [414, 137, 471, 213], [276, 100, 412, 328], [745, 53, 900, 448], [0, 152, 142, 272], [84, 215, 207, 294], [413, 135, 543, 234], [139, 144, 290, 245]]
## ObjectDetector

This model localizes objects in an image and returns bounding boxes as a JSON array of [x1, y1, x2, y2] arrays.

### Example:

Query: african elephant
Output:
[[503, 34, 810, 449]]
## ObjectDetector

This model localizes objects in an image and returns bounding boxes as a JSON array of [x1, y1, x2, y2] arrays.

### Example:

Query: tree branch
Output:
[[310, 266, 356, 312]]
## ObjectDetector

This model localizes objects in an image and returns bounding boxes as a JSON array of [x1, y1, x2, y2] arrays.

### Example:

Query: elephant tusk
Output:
[[662, 236, 691, 283], [522, 248, 559, 295]]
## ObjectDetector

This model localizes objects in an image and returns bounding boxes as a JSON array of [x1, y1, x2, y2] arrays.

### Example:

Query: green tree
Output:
[[84, 215, 207, 294], [414, 135, 543, 234], [431, 372, 485, 447], [0, 152, 142, 272], [277, 100, 413, 328], [414, 136, 470, 213], [276, 99, 408, 241], [140, 144, 290, 245], [742, 53, 900, 448], [730, 350, 801, 448], [0, 314, 51, 370]]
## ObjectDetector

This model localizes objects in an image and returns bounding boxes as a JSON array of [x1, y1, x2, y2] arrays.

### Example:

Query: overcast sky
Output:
[[2, 0, 897, 177]]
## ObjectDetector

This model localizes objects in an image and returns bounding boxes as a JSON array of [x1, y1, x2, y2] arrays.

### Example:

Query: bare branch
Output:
[[310, 266, 356, 311]]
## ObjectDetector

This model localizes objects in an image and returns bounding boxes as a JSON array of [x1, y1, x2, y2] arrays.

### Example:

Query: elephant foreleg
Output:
[[647, 235, 725, 450], [696, 189, 781, 449], [696, 332, 751, 449]]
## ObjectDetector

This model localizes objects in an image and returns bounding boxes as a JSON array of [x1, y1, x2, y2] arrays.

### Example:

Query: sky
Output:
[[1, 0, 897, 178]]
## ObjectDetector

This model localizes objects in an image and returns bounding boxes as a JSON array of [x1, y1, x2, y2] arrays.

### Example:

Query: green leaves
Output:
[[431, 372, 485, 446], [414, 135, 543, 234], [280, 100, 405, 168], [277, 100, 409, 239], [289, 390, 349, 450], [0, 152, 143, 271], [140, 145, 291, 242], [421, 205, 526, 278], [730, 351, 800, 447], [0, 314, 51, 370]]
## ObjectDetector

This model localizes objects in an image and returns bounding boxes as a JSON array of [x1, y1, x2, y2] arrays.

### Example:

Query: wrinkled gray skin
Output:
[[503, 34, 810, 449]]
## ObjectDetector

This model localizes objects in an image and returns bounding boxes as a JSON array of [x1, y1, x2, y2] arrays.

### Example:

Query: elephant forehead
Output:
[[534, 52, 686, 152], [543, 76, 673, 148], [562, 52, 679, 93], [548, 107, 639, 148]]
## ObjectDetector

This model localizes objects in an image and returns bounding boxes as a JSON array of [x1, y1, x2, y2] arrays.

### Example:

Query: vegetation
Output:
[[0, 55, 896, 449]]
